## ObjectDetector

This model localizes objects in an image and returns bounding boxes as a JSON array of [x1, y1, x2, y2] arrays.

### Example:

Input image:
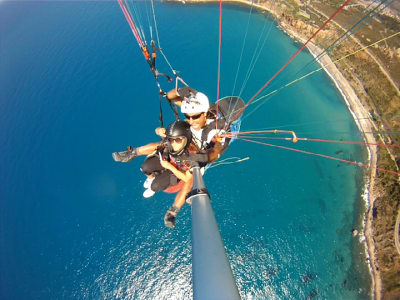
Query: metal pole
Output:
[[187, 166, 240, 300]]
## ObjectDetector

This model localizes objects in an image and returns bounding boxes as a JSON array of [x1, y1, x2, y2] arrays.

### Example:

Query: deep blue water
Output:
[[1, 1, 371, 299]]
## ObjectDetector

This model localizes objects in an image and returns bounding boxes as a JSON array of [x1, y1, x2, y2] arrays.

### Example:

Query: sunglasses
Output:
[[168, 137, 185, 144], [184, 113, 203, 121]]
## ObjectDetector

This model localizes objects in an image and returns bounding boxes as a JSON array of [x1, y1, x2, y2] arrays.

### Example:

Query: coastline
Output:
[[306, 42, 380, 300], [270, 13, 381, 300], [170, 0, 381, 297], [268, 7, 381, 299], [272, 21, 381, 298]]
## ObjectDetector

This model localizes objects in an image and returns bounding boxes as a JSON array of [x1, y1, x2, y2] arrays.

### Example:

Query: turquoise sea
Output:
[[1, 1, 371, 299]]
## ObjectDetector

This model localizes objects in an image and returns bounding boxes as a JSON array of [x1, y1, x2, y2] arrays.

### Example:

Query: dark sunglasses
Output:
[[184, 113, 203, 120], [168, 137, 185, 144]]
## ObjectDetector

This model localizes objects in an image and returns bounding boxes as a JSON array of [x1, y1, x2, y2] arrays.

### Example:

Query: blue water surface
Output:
[[0, 1, 371, 299]]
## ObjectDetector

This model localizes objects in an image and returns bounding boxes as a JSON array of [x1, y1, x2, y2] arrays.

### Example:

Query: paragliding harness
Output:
[[199, 114, 230, 155], [156, 141, 208, 194], [159, 141, 208, 169], [199, 96, 246, 155]]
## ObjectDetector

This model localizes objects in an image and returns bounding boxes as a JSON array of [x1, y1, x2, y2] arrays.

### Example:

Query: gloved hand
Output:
[[164, 206, 179, 228], [177, 86, 197, 98], [112, 146, 137, 162]]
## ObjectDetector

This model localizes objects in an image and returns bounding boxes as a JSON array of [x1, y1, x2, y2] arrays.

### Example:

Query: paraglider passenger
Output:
[[112, 121, 218, 228]]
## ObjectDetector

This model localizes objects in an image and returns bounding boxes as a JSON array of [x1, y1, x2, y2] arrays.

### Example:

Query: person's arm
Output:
[[160, 160, 192, 182], [166, 87, 197, 107], [163, 173, 194, 228], [205, 129, 226, 163], [172, 173, 193, 209], [166, 89, 183, 106], [135, 142, 163, 156], [207, 141, 223, 163]]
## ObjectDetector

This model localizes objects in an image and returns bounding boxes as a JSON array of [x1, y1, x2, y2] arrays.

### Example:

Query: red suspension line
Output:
[[216, 0, 223, 130], [232, 0, 352, 121], [300, 137, 400, 148], [226, 132, 400, 149], [237, 137, 400, 176], [118, 0, 146, 53]]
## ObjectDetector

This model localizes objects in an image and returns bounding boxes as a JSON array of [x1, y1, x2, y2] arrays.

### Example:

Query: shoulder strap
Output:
[[201, 117, 226, 143]]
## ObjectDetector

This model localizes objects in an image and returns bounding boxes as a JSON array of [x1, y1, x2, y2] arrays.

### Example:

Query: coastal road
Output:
[[308, 5, 400, 96]]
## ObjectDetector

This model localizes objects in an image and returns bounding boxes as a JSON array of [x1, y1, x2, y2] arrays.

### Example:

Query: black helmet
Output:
[[165, 121, 192, 156]]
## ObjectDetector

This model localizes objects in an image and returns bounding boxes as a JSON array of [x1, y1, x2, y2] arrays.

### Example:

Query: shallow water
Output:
[[0, 1, 371, 299]]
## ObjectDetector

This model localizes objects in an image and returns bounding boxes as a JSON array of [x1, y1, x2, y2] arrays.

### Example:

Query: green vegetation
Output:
[[374, 147, 400, 298]]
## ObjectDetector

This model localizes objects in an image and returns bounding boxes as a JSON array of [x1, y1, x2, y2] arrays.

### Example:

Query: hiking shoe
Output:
[[164, 206, 179, 228], [112, 146, 137, 162], [143, 177, 155, 189], [143, 188, 155, 198]]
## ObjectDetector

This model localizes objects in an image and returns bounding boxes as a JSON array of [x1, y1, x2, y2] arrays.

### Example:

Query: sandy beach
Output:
[[171, 0, 381, 297]]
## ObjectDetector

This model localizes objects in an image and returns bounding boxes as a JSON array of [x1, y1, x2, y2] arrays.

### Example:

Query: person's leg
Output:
[[141, 156, 163, 175], [142, 156, 166, 197], [141, 155, 162, 189], [151, 170, 179, 193]]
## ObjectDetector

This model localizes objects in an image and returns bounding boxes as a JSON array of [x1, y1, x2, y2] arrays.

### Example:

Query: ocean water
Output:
[[0, 1, 371, 299]]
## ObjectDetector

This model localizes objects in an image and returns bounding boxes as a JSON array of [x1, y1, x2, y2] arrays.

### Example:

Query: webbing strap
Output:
[[159, 93, 164, 128]]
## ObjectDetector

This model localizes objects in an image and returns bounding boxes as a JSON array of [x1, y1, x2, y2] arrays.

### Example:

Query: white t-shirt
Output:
[[190, 119, 226, 150]]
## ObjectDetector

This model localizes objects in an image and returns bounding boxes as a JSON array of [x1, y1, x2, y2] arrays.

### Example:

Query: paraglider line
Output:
[[229, 134, 400, 149], [236, 137, 400, 176], [249, 31, 400, 108], [230, 0, 352, 124], [118, 0, 145, 49], [216, 0, 223, 129]]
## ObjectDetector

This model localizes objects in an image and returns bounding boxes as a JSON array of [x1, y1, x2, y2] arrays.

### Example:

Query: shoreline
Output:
[[269, 15, 381, 297], [277, 12, 381, 300], [306, 42, 380, 300], [170, 0, 381, 297]]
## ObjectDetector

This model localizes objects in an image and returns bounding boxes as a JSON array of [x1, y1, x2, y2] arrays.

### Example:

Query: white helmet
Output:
[[180, 92, 210, 114]]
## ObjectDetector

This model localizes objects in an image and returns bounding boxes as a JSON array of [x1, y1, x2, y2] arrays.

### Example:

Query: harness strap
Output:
[[200, 117, 233, 155], [144, 40, 179, 124], [166, 98, 180, 121], [159, 93, 164, 128], [200, 118, 226, 145]]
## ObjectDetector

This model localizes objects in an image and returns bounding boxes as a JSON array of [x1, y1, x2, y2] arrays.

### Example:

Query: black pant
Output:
[[141, 156, 179, 192]]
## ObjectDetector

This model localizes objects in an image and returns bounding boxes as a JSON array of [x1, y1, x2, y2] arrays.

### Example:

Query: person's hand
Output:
[[213, 135, 223, 143], [155, 127, 166, 138], [158, 152, 172, 170], [177, 87, 197, 98], [160, 159, 172, 170]]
